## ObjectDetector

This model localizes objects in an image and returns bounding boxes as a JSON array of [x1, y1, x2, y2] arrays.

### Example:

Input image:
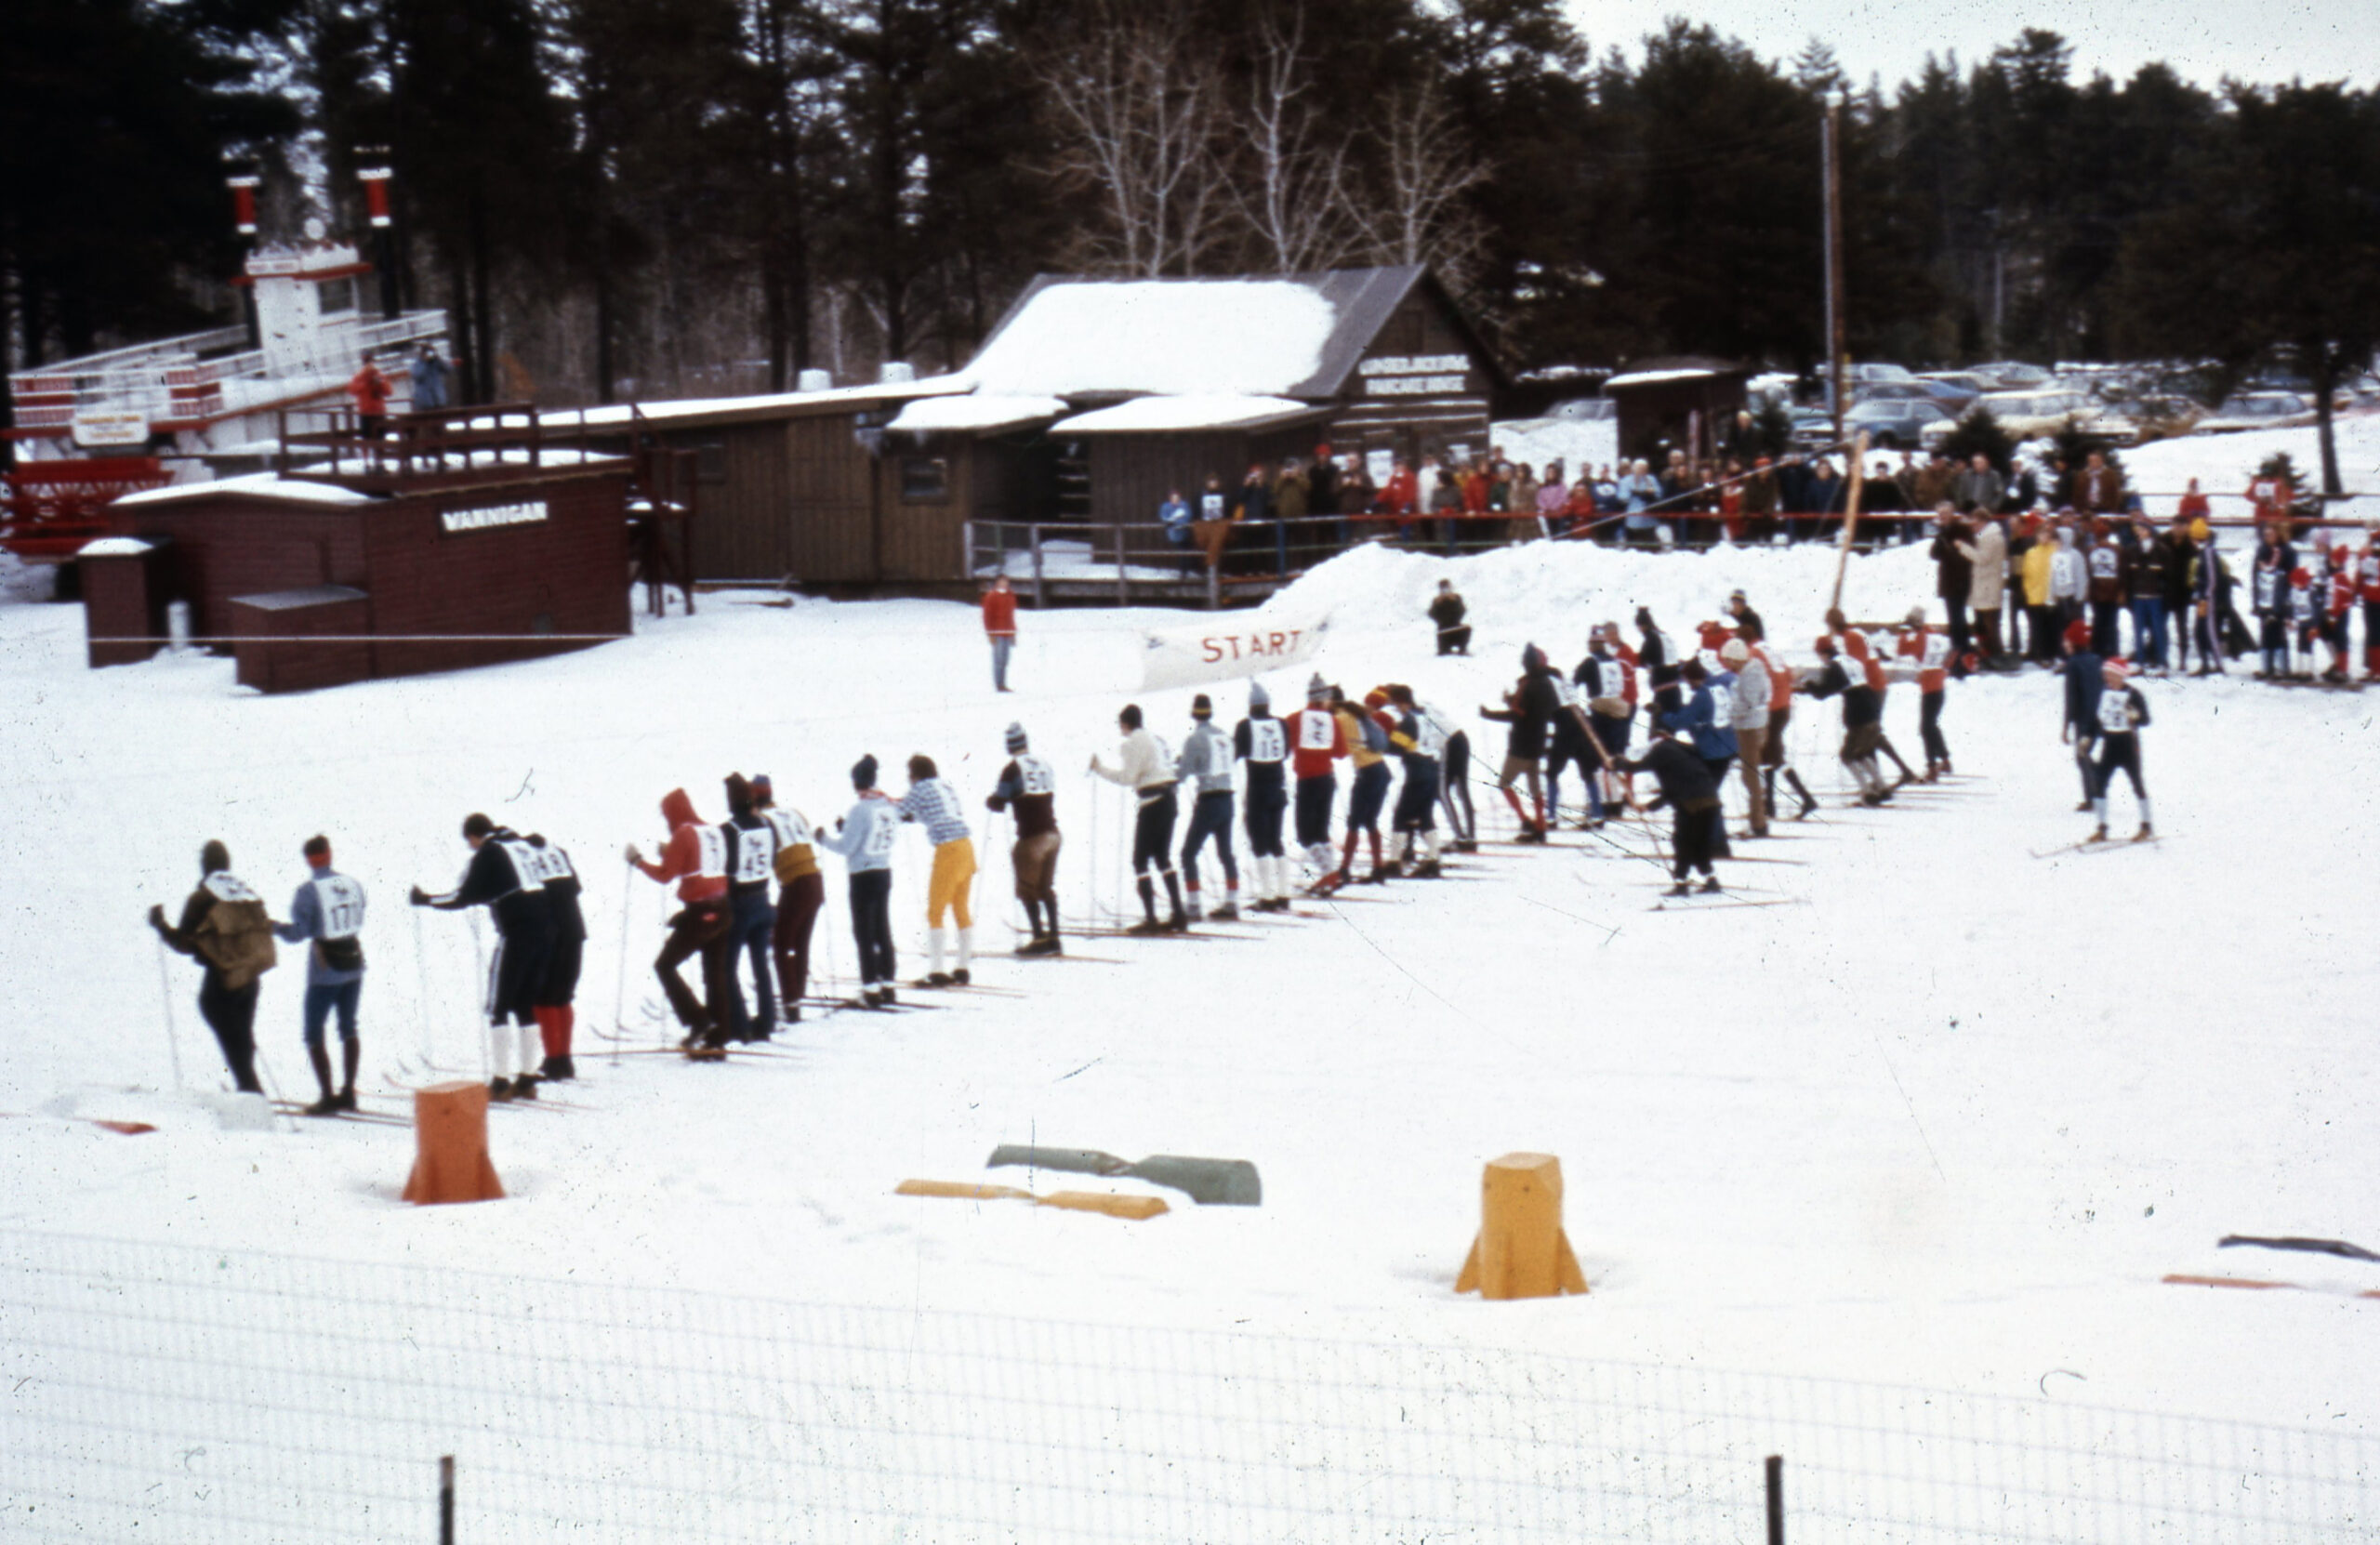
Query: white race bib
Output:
[[202, 872, 260, 905], [764, 808, 813, 849], [311, 874, 365, 939], [520, 843, 575, 886], [864, 809, 898, 861], [729, 823, 775, 884], [2096, 691, 2134, 734], [496, 839, 546, 891], [692, 825, 728, 879], [1245, 720, 1286, 762], [1296, 708, 1335, 751], [1016, 755, 1055, 796]]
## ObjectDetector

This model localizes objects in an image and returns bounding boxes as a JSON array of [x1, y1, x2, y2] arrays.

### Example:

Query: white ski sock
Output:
[[1422, 829, 1442, 862], [519, 1023, 541, 1077], [2137, 797, 2153, 827], [927, 928, 945, 976], [1185, 886, 1204, 921], [1223, 883, 1238, 911], [957, 927, 972, 971], [486, 1020, 511, 1078], [2092, 798, 2108, 825]]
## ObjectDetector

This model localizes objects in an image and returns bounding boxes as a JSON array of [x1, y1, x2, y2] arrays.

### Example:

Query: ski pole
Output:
[[468, 912, 489, 1080], [412, 902, 434, 1069], [612, 854, 634, 1066], [152, 934, 186, 1091]]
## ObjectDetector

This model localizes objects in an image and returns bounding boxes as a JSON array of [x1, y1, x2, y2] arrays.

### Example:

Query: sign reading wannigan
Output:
[[442, 500, 549, 534]]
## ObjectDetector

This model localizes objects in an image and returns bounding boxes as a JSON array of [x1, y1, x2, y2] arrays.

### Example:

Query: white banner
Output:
[[1141, 614, 1331, 692], [73, 411, 149, 448]]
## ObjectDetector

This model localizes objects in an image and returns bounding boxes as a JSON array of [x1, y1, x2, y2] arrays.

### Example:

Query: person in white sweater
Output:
[[1720, 640, 1771, 837], [1091, 704, 1187, 933]]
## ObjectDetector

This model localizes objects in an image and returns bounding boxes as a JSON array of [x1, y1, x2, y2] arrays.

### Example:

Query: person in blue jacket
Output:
[[2058, 618, 2103, 812], [1660, 657, 1739, 855]]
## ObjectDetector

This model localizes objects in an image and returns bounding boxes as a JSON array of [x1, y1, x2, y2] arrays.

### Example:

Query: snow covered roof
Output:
[[1604, 357, 1748, 391], [1050, 395, 1326, 434], [967, 281, 1337, 398], [547, 374, 972, 429], [886, 393, 1066, 434], [76, 537, 154, 557], [114, 471, 377, 508]]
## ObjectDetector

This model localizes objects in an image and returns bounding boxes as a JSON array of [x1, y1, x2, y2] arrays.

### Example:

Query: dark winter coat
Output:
[[1619, 737, 1721, 810], [1932, 526, 1974, 601], [1480, 652, 1563, 759]]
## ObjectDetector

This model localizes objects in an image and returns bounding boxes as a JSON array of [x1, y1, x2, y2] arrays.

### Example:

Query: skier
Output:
[[1233, 681, 1292, 912], [1797, 635, 1890, 805], [986, 724, 1064, 954], [2287, 565, 2320, 680], [413, 814, 554, 1099], [1896, 608, 1953, 780], [1382, 683, 1445, 877], [717, 774, 779, 1038], [520, 830, 584, 1077], [1579, 623, 1636, 824], [1741, 617, 1816, 820], [1433, 701, 1478, 852], [1429, 578, 1472, 654], [1827, 607, 1920, 786], [149, 839, 271, 1095], [1719, 639, 1771, 836], [2191, 524, 2229, 676], [1330, 686, 1395, 885], [898, 755, 977, 986], [1175, 694, 1240, 920], [1542, 662, 1601, 830], [1479, 645, 1560, 842], [1616, 730, 1726, 895], [813, 756, 901, 1008], [274, 834, 366, 1114], [2059, 619, 2105, 812], [2087, 660, 2154, 842], [751, 775, 822, 1012], [624, 791, 732, 1049], [1636, 607, 1681, 718], [1285, 674, 1348, 885], [2323, 547, 2356, 683], [1091, 704, 1188, 932]]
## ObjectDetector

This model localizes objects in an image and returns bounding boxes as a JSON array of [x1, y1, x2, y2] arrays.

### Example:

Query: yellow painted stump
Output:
[[402, 1080, 505, 1205], [1455, 1152, 1588, 1299]]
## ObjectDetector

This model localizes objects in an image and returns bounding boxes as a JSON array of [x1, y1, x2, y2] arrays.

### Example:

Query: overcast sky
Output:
[[1565, 0, 2380, 93]]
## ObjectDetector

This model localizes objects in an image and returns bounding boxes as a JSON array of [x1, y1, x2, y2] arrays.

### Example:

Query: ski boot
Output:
[[1209, 901, 1240, 922], [1127, 916, 1168, 935], [953, 968, 971, 984], [2133, 824, 2154, 843], [303, 1092, 341, 1117], [1700, 876, 1723, 893], [1662, 881, 1692, 898], [488, 1076, 514, 1103]]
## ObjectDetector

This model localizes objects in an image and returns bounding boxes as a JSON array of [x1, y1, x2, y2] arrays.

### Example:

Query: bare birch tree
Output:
[[1370, 77, 1491, 287], [1228, 5, 1363, 273], [1033, 0, 1228, 276]]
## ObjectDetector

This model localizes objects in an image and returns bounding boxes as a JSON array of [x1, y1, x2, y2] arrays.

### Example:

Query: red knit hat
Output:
[[2063, 619, 2091, 653]]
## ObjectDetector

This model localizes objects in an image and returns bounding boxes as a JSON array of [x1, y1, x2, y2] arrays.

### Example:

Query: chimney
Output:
[[879, 361, 915, 385], [798, 368, 832, 393]]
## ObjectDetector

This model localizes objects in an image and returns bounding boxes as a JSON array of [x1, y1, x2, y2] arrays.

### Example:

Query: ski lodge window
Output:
[[316, 277, 356, 316], [901, 456, 948, 502]]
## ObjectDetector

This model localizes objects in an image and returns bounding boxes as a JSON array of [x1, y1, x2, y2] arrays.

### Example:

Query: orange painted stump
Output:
[[1455, 1152, 1588, 1300], [402, 1081, 505, 1205]]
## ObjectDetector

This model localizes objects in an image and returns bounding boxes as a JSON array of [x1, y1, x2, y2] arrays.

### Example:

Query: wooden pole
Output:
[[1828, 429, 1870, 614], [1765, 1454, 1785, 1545], [439, 1455, 456, 1545], [1823, 94, 1848, 448]]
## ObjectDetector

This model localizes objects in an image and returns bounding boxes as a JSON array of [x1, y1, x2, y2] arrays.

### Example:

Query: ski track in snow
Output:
[[3, 416, 2378, 1447]]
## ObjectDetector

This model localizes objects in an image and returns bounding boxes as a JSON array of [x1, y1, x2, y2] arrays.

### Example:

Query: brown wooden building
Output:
[[1603, 357, 1752, 466], [588, 266, 1508, 594], [86, 455, 633, 689]]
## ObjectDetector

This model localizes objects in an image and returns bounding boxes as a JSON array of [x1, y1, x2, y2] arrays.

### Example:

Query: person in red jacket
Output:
[[626, 788, 734, 1049], [2360, 533, 2380, 680], [1287, 673, 1348, 886], [347, 354, 392, 439], [982, 575, 1018, 693]]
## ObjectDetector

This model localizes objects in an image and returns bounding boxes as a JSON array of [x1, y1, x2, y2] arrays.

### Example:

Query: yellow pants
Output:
[[927, 838, 976, 929]]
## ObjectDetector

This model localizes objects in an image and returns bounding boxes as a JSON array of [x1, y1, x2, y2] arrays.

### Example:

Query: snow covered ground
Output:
[[4, 425, 2378, 1540]]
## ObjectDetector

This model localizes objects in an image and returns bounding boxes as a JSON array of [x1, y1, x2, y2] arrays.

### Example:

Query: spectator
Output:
[[1170, 482, 1206, 576], [982, 574, 1018, 692], [2163, 511, 2200, 673], [347, 353, 393, 439], [2073, 451, 2126, 518], [1509, 462, 1540, 544], [1951, 453, 2004, 517], [2129, 515, 2172, 671], [2020, 515, 2060, 664], [1307, 444, 1340, 516], [2049, 522, 2088, 633], [1912, 451, 1956, 512], [1620, 459, 1664, 547], [409, 343, 449, 413], [1965, 511, 2009, 665], [1931, 506, 1974, 659], [1230, 465, 1275, 573], [2085, 519, 2129, 655]]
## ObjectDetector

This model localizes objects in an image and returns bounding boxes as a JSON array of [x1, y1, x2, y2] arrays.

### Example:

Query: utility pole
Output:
[[1821, 92, 1848, 451]]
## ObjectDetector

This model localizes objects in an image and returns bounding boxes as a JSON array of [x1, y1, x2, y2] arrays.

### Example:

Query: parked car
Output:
[[1848, 363, 1916, 386], [1851, 381, 1937, 404], [1545, 397, 1617, 422], [1841, 397, 1954, 450], [1970, 361, 2054, 390], [1916, 372, 1990, 407], [2194, 391, 2316, 433]]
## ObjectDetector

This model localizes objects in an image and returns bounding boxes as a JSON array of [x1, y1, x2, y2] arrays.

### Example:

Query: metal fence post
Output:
[[1765, 1454, 1783, 1545], [440, 1454, 456, 1545], [1116, 525, 1129, 606], [1030, 524, 1045, 609]]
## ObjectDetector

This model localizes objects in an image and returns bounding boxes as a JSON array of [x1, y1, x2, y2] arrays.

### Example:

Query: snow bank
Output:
[[1495, 416, 1621, 478], [970, 280, 1336, 397]]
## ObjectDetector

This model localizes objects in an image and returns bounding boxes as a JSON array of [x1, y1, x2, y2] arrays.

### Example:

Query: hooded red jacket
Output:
[[632, 788, 728, 903]]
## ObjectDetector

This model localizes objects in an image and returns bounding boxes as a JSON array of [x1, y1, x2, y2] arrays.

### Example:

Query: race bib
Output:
[[2096, 692, 2134, 734], [729, 823, 775, 884], [201, 872, 260, 905], [496, 840, 546, 891], [1296, 709, 1335, 751], [1246, 720, 1286, 761], [2090, 548, 2119, 579], [1922, 634, 1950, 669], [692, 825, 728, 879], [864, 812, 898, 861], [311, 874, 365, 939], [765, 809, 813, 849], [520, 843, 575, 886], [1016, 756, 1055, 796]]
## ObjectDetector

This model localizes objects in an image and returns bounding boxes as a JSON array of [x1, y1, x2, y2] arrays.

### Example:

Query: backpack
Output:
[[193, 874, 277, 992]]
